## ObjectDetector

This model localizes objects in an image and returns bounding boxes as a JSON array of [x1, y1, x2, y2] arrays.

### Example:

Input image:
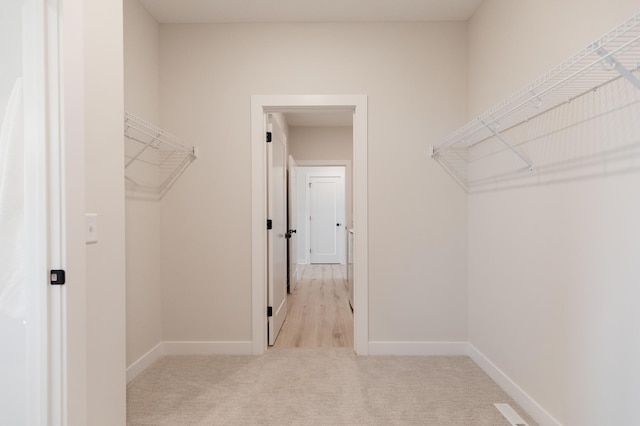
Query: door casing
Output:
[[287, 155, 299, 292], [250, 95, 368, 355]]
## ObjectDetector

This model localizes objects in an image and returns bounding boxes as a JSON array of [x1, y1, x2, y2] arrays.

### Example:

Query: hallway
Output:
[[272, 264, 354, 349]]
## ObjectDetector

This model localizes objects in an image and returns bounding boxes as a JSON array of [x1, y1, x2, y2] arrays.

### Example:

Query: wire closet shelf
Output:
[[124, 112, 198, 199], [431, 12, 640, 193]]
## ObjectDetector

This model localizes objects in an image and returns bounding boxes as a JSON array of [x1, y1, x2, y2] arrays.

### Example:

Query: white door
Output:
[[1, 0, 62, 423], [267, 115, 287, 346], [309, 176, 345, 264], [287, 156, 298, 293]]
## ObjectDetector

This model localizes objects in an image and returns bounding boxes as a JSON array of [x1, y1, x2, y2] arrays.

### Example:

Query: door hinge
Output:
[[50, 269, 66, 285], [267, 219, 272, 230], [266, 132, 272, 143], [309, 248, 312, 254], [267, 306, 273, 317]]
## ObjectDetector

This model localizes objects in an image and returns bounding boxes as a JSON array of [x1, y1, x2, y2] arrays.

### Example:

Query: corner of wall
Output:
[[468, 344, 562, 426]]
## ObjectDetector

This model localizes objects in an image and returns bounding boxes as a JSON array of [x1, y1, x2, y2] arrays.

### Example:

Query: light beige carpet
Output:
[[127, 348, 537, 425]]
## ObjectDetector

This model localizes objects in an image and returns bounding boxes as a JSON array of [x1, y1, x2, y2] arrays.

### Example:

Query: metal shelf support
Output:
[[123, 112, 198, 199], [595, 46, 640, 90], [480, 118, 534, 171]]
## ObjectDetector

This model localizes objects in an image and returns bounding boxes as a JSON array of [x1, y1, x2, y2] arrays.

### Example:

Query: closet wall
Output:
[[288, 126, 353, 162], [123, 0, 163, 371], [467, 1, 640, 424], [158, 22, 469, 347], [84, 0, 126, 424]]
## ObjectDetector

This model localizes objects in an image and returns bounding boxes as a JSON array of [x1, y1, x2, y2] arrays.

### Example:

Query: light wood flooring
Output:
[[271, 264, 354, 349]]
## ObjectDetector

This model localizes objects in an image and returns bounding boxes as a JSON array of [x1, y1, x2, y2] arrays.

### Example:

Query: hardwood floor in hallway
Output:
[[272, 264, 354, 349]]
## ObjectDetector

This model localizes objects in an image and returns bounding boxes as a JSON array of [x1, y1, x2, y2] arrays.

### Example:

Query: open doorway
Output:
[[276, 150, 351, 348], [266, 114, 353, 349], [250, 95, 368, 355]]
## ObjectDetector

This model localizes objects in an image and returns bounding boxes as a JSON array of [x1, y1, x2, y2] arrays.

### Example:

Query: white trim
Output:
[[45, 0, 65, 421], [296, 160, 352, 167], [163, 341, 254, 356], [60, 0, 87, 423], [368, 341, 469, 356], [251, 95, 368, 355], [126, 343, 164, 383], [468, 344, 561, 426]]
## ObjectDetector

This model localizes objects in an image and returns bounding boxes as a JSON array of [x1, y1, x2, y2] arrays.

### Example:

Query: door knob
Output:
[[336, 223, 342, 227]]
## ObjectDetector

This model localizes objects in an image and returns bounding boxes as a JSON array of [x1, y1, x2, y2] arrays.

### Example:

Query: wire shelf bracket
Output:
[[432, 11, 640, 193], [479, 118, 534, 172], [595, 46, 640, 89], [123, 112, 198, 199]]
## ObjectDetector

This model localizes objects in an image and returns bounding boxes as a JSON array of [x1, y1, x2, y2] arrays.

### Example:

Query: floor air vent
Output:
[[494, 403, 529, 426]]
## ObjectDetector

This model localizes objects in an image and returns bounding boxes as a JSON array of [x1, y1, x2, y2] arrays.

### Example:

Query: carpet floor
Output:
[[127, 348, 537, 425]]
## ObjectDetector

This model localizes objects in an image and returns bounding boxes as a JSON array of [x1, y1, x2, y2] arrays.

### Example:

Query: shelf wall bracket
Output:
[[124, 132, 160, 169], [480, 118, 534, 171], [528, 87, 543, 109], [596, 47, 640, 90]]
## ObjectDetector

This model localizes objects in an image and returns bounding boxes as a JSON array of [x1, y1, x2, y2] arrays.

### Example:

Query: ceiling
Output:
[[139, 0, 484, 24]]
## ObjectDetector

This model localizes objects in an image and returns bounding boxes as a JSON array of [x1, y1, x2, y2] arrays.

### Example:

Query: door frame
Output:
[[251, 95, 368, 355], [60, 0, 88, 423], [287, 155, 299, 292]]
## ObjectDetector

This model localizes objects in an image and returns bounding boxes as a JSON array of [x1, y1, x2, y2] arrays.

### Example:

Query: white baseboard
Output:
[[127, 341, 254, 383], [468, 344, 561, 426], [127, 342, 164, 383], [368, 341, 469, 356], [163, 341, 253, 356]]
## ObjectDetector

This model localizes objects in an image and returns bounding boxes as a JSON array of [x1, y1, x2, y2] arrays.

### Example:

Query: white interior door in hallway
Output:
[[296, 167, 346, 265], [310, 176, 344, 264], [266, 115, 288, 346]]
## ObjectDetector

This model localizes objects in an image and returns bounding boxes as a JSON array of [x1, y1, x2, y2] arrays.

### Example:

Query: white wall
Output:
[[123, 0, 163, 370], [467, 1, 640, 424], [159, 23, 469, 345], [289, 126, 353, 162], [84, 0, 126, 424]]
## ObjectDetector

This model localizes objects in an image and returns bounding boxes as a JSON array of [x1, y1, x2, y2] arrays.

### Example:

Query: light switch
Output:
[[86, 213, 98, 244]]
